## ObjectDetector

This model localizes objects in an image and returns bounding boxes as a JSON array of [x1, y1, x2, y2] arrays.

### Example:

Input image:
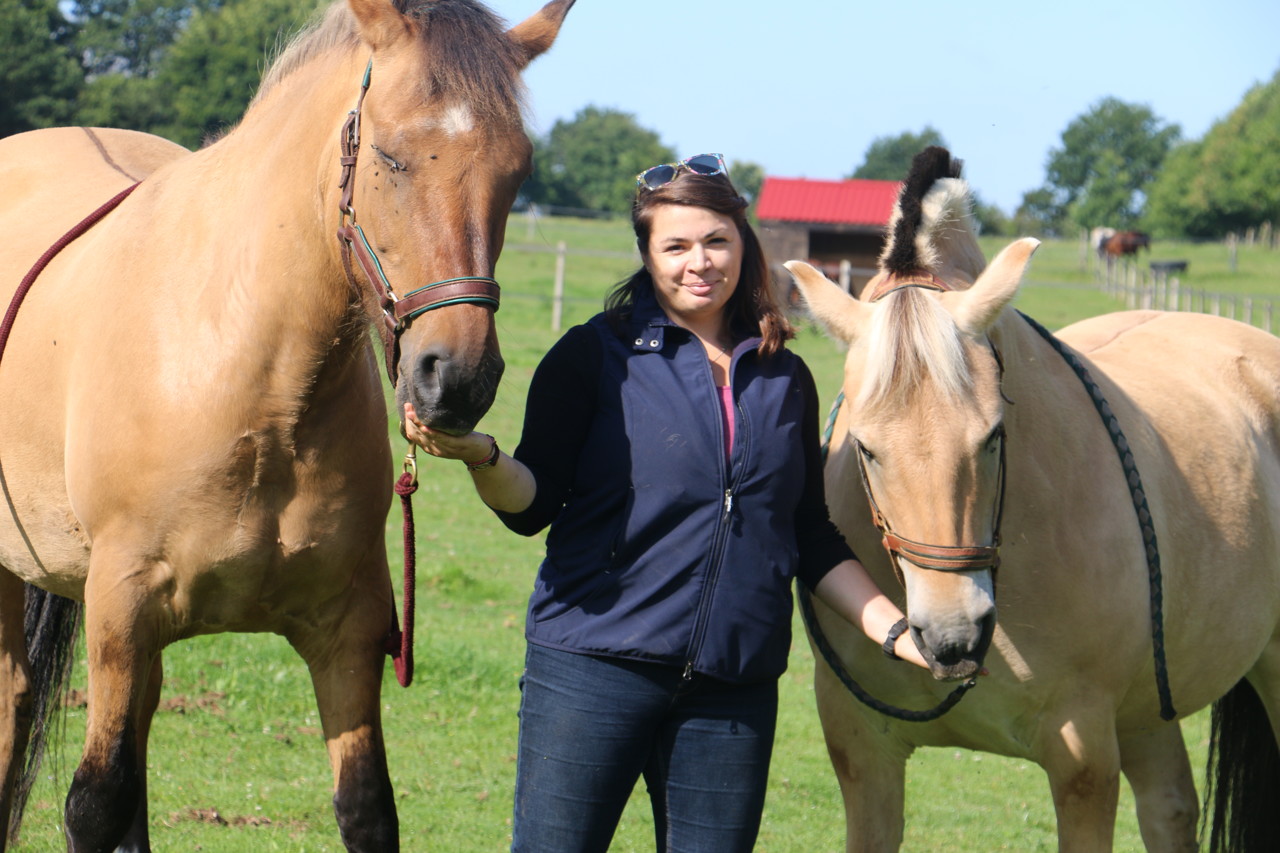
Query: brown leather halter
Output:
[[853, 430, 1005, 584], [335, 60, 502, 384], [857, 273, 1006, 583]]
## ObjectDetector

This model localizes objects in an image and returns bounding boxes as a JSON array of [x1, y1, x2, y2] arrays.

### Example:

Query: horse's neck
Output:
[[195, 51, 360, 300], [995, 313, 1113, 451], [155, 51, 377, 414]]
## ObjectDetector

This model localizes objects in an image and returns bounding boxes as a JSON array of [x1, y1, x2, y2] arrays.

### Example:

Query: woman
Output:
[[405, 154, 928, 852]]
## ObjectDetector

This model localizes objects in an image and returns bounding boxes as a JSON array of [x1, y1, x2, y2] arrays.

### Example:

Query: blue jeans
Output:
[[511, 643, 778, 853]]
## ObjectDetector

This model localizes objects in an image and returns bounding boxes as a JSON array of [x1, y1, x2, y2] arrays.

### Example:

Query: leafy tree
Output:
[[1013, 186, 1060, 237], [848, 127, 946, 180], [1028, 97, 1179, 233], [527, 106, 673, 214], [69, 0, 224, 78], [970, 192, 1009, 236], [1145, 69, 1280, 238], [0, 0, 83, 136], [729, 159, 764, 205], [153, 0, 319, 148]]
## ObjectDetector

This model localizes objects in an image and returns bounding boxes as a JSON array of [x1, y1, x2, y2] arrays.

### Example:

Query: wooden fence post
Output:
[[551, 240, 566, 333]]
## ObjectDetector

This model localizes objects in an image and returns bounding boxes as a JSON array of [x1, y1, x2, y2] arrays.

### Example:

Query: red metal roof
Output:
[[756, 176, 900, 226]]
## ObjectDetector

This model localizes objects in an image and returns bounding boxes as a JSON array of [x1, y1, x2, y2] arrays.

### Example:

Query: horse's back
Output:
[[0, 128, 188, 276], [1060, 309, 1280, 412]]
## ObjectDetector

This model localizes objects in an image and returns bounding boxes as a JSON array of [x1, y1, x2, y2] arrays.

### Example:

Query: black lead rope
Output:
[[1017, 311, 1176, 721], [798, 585, 979, 722]]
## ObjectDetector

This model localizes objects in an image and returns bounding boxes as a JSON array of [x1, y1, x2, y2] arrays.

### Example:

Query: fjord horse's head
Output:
[[341, 0, 574, 434], [788, 147, 1038, 681]]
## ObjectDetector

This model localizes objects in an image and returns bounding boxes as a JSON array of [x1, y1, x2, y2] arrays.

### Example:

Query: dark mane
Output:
[[255, 0, 526, 122], [405, 0, 528, 120], [884, 146, 963, 275]]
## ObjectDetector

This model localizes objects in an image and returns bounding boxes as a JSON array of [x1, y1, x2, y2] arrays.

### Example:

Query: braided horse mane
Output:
[[856, 147, 989, 412]]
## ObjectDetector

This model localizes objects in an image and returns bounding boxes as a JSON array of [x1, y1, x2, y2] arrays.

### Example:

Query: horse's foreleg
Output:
[[1118, 723, 1197, 852], [813, 660, 910, 852], [293, 574, 398, 853], [0, 572, 32, 850], [63, 560, 156, 853], [115, 653, 162, 853], [1038, 709, 1122, 853]]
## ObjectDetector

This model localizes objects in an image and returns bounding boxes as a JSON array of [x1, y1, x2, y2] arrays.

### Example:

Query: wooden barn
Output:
[[756, 176, 899, 298]]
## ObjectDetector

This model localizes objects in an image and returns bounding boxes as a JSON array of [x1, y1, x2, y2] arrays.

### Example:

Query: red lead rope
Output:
[[387, 461, 418, 687], [1, 183, 140, 360]]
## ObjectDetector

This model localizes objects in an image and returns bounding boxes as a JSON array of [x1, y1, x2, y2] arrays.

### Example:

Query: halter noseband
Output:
[[857, 272, 1006, 584], [336, 60, 501, 383]]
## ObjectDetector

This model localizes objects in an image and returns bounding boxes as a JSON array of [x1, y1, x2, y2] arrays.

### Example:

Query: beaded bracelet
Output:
[[465, 435, 499, 471]]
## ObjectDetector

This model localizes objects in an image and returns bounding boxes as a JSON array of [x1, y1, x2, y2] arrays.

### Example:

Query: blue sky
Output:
[[501, 0, 1280, 213]]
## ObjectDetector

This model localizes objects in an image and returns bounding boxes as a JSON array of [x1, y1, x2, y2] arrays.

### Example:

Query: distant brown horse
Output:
[[1104, 229, 1151, 256], [787, 146, 1280, 851], [0, 1, 573, 850]]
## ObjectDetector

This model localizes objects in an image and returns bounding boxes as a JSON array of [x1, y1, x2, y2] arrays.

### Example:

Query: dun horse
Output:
[[786, 147, 1280, 852], [0, 1, 573, 849]]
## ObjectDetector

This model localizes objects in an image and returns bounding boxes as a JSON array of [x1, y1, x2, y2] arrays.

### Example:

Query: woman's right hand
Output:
[[403, 403, 494, 466]]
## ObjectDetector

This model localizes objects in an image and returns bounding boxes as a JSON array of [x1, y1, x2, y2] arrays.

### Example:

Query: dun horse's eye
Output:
[[856, 441, 876, 463], [370, 145, 407, 173]]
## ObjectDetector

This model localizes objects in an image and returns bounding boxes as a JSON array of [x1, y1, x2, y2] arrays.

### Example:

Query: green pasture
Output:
[[15, 217, 1280, 850]]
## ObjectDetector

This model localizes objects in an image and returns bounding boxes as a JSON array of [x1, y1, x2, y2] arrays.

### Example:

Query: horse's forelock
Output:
[[255, 0, 527, 122], [855, 287, 971, 412], [411, 1, 529, 121]]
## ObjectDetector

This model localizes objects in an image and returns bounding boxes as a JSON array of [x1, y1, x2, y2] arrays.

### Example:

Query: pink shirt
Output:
[[718, 385, 735, 461]]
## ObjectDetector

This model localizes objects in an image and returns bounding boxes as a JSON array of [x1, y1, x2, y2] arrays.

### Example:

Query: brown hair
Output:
[[604, 170, 793, 356]]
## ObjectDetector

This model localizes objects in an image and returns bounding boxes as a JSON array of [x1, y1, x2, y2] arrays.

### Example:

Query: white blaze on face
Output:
[[436, 103, 475, 137]]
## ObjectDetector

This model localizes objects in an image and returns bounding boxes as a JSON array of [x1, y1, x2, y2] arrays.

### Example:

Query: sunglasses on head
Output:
[[636, 153, 729, 190]]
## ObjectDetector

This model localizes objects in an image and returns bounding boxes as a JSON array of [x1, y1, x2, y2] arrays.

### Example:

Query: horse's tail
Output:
[[1202, 678, 1280, 852], [7, 584, 82, 844]]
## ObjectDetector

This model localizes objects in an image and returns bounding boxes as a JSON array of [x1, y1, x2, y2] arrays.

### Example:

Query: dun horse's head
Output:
[[343, 0, 574, 434], [787, 147, 1039, 681]]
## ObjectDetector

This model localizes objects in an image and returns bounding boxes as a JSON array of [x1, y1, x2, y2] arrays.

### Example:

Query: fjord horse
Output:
[[786, 147, 1280, 852], [0, 1, 574, 849]]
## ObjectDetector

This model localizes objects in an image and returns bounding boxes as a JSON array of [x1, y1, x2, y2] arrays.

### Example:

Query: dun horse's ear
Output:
[[950, 238, 1040, 335], [784, 261, 871, 345], [507, 0, 576, 68], [348, 0, 411, 51]]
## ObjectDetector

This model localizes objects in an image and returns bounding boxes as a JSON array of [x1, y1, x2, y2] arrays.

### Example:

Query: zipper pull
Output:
[[723, 489, 734, 517], [682, 661, 694, 681]]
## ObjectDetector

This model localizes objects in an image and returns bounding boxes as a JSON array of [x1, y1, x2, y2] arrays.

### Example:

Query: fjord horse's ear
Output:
[[949, 238, 1040, 335], [507, 0, 576, 68], [347, 0, 412, 51], [784, 261, 873, 346]]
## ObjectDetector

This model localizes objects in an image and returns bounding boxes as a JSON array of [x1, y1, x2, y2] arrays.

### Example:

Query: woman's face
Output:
[[643, 204, 743, 331]]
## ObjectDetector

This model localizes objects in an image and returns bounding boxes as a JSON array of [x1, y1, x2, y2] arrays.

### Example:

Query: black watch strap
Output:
[[882, 617, 910, 661]]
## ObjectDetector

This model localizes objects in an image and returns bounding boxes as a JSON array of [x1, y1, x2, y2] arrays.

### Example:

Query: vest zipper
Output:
[[683, 339, 746, 680]]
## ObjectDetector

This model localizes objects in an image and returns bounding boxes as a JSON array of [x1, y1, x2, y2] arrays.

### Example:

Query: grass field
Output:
[[13, 216, 1280, 850]]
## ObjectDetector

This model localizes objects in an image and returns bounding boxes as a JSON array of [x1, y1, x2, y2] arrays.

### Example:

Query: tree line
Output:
[[3, 0, 1276, 240]]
